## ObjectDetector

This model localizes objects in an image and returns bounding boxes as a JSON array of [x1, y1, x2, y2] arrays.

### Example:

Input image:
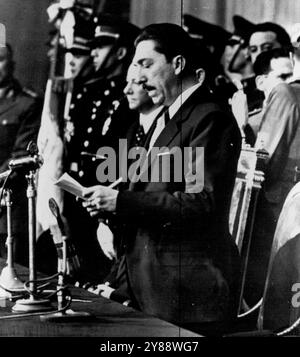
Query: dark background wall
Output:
[[1, 0, 299, 96], [0, 0, 52, 95], [130, 0, 300, 33]]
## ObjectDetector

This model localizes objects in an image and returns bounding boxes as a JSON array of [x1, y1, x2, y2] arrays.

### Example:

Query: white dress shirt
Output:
[[139, 105, 164, 134]]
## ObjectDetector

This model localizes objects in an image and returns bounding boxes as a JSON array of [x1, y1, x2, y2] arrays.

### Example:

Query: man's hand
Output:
[[82, 185, 119, 217], [91, 283, 115, 299], [96, 221, 116, 260]]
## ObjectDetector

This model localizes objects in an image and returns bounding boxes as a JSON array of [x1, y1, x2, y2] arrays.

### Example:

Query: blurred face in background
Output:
[[249, 31, 281, 64], [224, 36, 249, 74], [69, 51, 90, 78], [124, 65, 154, 114], [0, 46, 14, 87], [91, 40, 115, 72]]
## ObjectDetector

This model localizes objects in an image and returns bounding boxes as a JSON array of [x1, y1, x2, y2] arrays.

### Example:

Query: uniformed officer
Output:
[[63, 14, 140, 285], [64, 15, 96, 161], [183, 13, 232, 98], [0, 43, 42, 266], [224, 15, 265, 114], [67, 14, 140, 187]]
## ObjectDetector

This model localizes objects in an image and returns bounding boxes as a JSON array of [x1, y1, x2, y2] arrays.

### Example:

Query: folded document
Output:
[[55, 173, 86, 199]]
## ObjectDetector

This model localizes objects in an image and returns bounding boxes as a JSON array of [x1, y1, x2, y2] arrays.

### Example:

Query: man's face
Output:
[[0, 47, 13, 87], [256, 56, 293, 94], [124, 67, 153, 112], [132, 39, 177, 106], [224, 38, 248, 73], [249, 31, 281, 63], [91, 43, 114, 72], [69, 53, 90, 78]]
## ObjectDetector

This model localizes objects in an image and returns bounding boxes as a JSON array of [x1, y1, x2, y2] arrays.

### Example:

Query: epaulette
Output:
[[22, 87, 38, 98]]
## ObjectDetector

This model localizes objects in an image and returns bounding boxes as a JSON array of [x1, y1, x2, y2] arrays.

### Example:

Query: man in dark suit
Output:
[[82, 23, 241, 335], [0, 44, 42, 266]]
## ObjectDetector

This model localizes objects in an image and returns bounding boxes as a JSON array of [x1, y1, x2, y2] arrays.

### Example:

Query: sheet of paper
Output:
[[55, 173, 86, 199]]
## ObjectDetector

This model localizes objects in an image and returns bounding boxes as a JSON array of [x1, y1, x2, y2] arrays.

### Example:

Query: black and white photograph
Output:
[[0, 0, 300, 349]]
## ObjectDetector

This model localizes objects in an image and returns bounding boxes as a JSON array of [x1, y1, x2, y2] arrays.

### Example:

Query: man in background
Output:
[[64, 14, 140, 285], [0, 43, 42, 266], [223, 15, 264, 114], [249, 22, 292, 64]]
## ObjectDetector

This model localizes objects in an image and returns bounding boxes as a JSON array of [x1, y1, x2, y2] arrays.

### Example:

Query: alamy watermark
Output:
[[292, 283, 300, 308], [94, 139, 205, 193]]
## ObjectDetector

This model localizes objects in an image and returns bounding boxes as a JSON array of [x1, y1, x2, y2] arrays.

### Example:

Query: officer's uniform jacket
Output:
[[66, 74, 132, 186], [0, 79, 42, 234]]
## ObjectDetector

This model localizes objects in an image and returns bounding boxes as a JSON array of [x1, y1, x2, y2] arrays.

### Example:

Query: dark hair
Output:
[[135, 23, 197, 74], [253, 47, 290, 75], [251, 22, 291, 48]]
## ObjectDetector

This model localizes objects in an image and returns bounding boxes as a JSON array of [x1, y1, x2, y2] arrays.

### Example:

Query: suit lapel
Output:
[[128, 86, 213, 190], [129, 119, 180, 188], [129, 88, 198, 189]]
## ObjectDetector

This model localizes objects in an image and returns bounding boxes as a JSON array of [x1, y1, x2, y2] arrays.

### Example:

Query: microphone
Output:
[[49, 198, 65, 236], [8, 155, 44, 171], [48, 198, 80, 276], [40, 198, 93, 322]]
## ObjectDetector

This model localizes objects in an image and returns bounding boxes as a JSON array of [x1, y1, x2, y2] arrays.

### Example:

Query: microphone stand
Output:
[[40, 205, 93, 322], [12, 169, 52, 312], [40, 235, 93, 322], [0, 189, 25, 297]]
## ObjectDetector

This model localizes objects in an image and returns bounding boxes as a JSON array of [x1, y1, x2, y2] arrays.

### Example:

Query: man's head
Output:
[[183, 14, 231, 63], [0, 44, 14, 87], [254, 47, 293, 95], [90, 14, 139, 75], [67, 16, 95, 79], [132, 23, 197, 106], [69, 50, 91, 79], [224, 15, 256, 74], [249, 22, 291, 64], [123, 64, 155, 114]]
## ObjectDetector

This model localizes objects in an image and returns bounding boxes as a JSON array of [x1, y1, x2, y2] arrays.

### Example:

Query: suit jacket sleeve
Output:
[[116, 109, 241, 227]]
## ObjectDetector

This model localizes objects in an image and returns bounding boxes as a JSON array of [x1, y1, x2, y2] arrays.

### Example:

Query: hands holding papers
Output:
[[55, 173, 122, 217], [82, 184, 119, 217], [55, 173, 86, 199], [55, 174, 120, 258]]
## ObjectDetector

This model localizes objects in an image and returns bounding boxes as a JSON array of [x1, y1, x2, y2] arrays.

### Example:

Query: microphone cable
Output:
[[0, 295, 72, 320]]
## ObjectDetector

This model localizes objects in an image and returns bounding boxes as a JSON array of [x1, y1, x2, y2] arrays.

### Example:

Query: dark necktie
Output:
[[163, 107, 170, 126], [143, 106, 170, 150]]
